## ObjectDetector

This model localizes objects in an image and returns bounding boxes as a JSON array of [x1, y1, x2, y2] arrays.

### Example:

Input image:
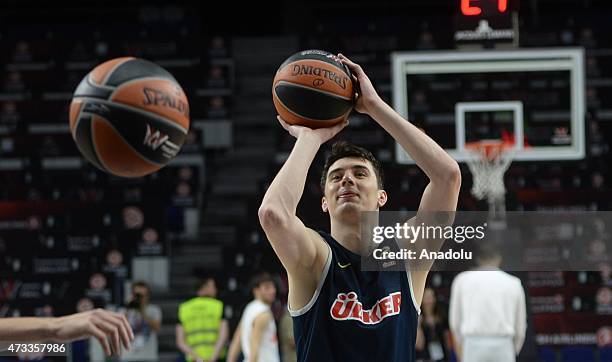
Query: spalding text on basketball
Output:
[[142, 87, 188, 116], [291, 65, 349, 90]]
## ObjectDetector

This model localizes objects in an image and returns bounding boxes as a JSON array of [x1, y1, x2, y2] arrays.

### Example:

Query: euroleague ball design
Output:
[[69, 57, 190, 178], [272, 49, 355, 128]]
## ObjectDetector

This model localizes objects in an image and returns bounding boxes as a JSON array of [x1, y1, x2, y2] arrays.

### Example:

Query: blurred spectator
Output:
[[209, 36, 228, 58], [181, 130, 201, 153], [586, 57, 601, 78], [207, 65, 227, 88], [592, 172, 605, 189], [590, 120, 609, 157], [73, 298, 95, 361], [12, 41, 32, 63], [123, 206, 144, 229], [119, 281, 162, 362], [178, 167, 194, 181], [559, 18, 575, 45], [94, 41, 109, 58], [279, 308, 296, 362], [76, 297, 95, 312], [597, 326, 612, 347], [412, 90, 430, 114], [85, 273, 111, 304], [586, 87, 600, 109], [418, 288, 450, 362], [228, 272, 279, 362], [103, 249, 128, 278], [138, 227, 162, 255], [40, 135, 61, 156], [34, 304, 54, 317], [596, 287, 612, 315], [0, 102, 20, 125], [176, 181, 192, 198], [578, 27, 597, 48], [3, 71, 26, 93], [207, 96, 228, 118], [177, 276, 229, 362], [416, 30, 436, 50]]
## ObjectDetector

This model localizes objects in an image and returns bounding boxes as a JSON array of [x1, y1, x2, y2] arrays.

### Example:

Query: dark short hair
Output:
[[197, 275, 216, 290], [476, 241, 502, 264], [132, 281, 150, 292], [249, 272, 274, 291], [320, 141, 384, 191]]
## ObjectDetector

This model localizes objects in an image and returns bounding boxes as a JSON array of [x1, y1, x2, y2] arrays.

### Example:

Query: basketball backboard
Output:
[[392, 48, 585, 163]]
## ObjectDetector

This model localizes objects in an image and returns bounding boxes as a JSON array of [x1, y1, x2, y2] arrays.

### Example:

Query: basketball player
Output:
[[258, 53, 461, 361], [0, 309, 134, 357], [227, 272, 279, 362]]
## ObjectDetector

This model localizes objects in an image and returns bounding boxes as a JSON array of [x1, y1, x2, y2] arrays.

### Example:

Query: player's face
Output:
[[322, 157, 387, 219]]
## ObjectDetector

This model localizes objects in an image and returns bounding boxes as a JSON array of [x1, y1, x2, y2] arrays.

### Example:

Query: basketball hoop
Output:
[[465, 140, 514, 228]]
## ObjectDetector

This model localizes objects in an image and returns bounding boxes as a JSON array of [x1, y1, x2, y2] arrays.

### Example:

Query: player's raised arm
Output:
[[258, 117, 347, 274], [339, 54, 461, 305]]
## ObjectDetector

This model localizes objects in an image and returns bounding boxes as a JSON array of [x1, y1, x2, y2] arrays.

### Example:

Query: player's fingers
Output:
[[102, 311, 133, 349], [90, 324, 112, 356], [93, 317, 121, 356], [338, 53, 362, 73]]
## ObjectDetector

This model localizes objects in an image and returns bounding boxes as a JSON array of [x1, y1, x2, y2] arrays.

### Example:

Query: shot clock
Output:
[[455, 0, 520, 47]]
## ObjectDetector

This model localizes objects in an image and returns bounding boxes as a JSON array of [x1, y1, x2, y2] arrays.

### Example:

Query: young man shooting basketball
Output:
[[259, 54, 461, 361]]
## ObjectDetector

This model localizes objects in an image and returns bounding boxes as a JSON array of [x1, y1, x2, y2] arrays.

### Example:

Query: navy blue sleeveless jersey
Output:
[[290, 231, 420, 362]]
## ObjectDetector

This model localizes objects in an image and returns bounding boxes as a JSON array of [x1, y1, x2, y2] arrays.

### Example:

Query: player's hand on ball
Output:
[[338, 53, 382, 116], [277, 116, 348, 144]]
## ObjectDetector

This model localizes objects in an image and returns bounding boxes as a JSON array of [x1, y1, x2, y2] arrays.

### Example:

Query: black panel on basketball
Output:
[[81, 101, 186, 165], [105, 58, 177, 86], [275, 82, 352, 120], [73, 77, 114, 99], [74, 113, 106, 171]]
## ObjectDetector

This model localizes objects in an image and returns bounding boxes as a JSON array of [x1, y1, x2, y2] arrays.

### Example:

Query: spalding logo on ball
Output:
[[272, 49, 355, 128], [69, 57, 190, 177]]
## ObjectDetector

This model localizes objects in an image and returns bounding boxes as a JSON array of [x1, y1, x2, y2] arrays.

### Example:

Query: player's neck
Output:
[[331, 222, 362, 255], [331, 211, 380, 255]]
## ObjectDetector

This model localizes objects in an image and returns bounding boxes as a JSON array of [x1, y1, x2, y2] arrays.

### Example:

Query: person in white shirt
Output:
[[227, 272, 279, 362], [449, 242, 527, 362]]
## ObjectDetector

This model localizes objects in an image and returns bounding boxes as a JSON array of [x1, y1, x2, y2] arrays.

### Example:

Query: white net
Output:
[[466, 144, 514, 203]]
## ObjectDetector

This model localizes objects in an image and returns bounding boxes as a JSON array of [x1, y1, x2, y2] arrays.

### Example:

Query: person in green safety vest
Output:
[[176, 276, 229, 362]]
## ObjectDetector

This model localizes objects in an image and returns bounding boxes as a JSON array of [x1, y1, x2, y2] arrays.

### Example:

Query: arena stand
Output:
[[1, 1, 611, 361]]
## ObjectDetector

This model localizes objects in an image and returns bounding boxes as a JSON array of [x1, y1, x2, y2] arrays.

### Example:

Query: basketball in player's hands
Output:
[[69, 57, 190, 178], [272, 50, 355, 129]]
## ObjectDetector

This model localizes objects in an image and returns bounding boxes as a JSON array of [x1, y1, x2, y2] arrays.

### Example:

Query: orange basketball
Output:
[[69, 57, 190, 178], [272, 50, 355, 128]]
